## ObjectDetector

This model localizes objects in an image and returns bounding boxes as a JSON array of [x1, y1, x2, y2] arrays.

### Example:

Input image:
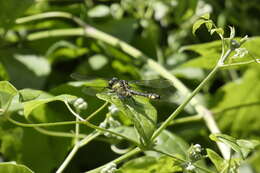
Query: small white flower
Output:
[[73, 98, 88, 110], [101, 163, 117, 173], [233, 48, 248, 58], [194, 144, 202, 152], [108, 104, 119, 114], [186, 162, 195, 171]]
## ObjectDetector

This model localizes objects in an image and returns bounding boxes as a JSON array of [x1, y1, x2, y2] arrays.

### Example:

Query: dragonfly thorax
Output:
[[109, 78, 132, 97]]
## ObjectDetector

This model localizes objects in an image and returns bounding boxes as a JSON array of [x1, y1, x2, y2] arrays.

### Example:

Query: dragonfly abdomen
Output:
[[129, 90, 160, 100]]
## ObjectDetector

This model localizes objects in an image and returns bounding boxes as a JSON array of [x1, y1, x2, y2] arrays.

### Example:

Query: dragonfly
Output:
[[70, 73, 173, 101]]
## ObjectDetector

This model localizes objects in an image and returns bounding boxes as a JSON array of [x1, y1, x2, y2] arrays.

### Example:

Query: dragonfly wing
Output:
[[71, 73, 108, 87], [82, 86, 108, 96], [129, 79, 173, 88]]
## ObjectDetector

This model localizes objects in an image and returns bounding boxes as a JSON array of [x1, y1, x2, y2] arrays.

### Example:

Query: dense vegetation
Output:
[[0, 0, 260, 173]]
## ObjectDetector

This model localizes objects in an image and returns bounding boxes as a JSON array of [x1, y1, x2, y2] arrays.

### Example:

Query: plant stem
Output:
[[86, 147, 141, 173], [33, 126, 86, 138], [56, 117, 80, 173], [56, 143, 79, 173], [65, 101, 140, 145], [153, 149, 216, 173], [86, 101, 108, 121], [168, 115, 202, 125], [152, 65, 219, 140], [7, 116, 84, 127]]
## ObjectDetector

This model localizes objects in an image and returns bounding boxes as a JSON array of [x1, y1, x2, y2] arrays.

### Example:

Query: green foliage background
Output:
[[0, 0, 260, 173]]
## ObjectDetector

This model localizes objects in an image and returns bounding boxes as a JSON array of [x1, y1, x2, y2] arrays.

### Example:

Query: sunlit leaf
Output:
[[19, 89, 42, 102], [88, 5, 110, 18], [210, 133, 259, 159], [192, 19, 206, 35], [23, 94, 76, 118], [0, 81, 18, 114], [206, 148, 226, 172], [89, 54, 108, 70], [120, 156, 181, 173], [109, 126, 139, 144], [149, 130, 189, 159], [212, 66, 260, 137], [0, 162, 34, 173], [97, 93, 157, 147], [180, 37, 260, 69]]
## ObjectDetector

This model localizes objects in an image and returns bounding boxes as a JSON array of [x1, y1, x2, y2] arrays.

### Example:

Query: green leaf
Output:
[[19, 89, 42, 102], [0, 0, 34, 29], [88, 5, 110, 18], [180, 37, 260, 69], [23, 94, 76, 118], [0, 50, 51, 89], [210, 134, 259, 159], [149, 130, 189, 159], [0, 81, 18, 114], [210, 28, 224, 36], [97, 93, 157, 147], [88, 54, 108, 70], [212, 66, 260, 137], [120, 156, 181, 173], [14, 55, 51, 77], [109, 126, 139, 144], [192, 19, 206, 35], [236, 139, 260, 159], [206, 148, 226, 172], [0, 162, 34, 173]]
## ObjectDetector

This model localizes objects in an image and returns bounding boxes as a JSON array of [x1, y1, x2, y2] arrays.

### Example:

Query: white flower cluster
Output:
[[73, 98, 87, 110], [100, 162, 117, 173]]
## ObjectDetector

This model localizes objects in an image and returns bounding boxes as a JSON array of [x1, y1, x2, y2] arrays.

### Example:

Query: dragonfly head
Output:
[[108, 77, 119, 87]]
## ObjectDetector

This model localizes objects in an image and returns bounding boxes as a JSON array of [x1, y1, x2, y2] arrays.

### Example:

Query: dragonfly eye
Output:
[[109, 77, 118, 86]]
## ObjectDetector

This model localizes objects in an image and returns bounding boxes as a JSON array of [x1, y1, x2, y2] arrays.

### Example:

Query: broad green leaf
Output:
[[14, 55, 50, 77], [206, 148, 226, 172], [212, 66, 260, 137], [210, 134, 259, 159], [0, 162, 34, 173], [149, 130, 189, 159], [97, 93, 157, 147], [23, 94, 76, 118], [88, 54, 108, 70], [109, 126, 139, 144], [192, 19, 206, 35], [236, 139, 260, 159], [119, 156, 181, 173], [180, 37, 260, 69], [19, 89, 42, 102], [88, 5, 110, 18], [0, 50, 51, 89], [0, 81, 18, 114], [0, 0, 34, 29]]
